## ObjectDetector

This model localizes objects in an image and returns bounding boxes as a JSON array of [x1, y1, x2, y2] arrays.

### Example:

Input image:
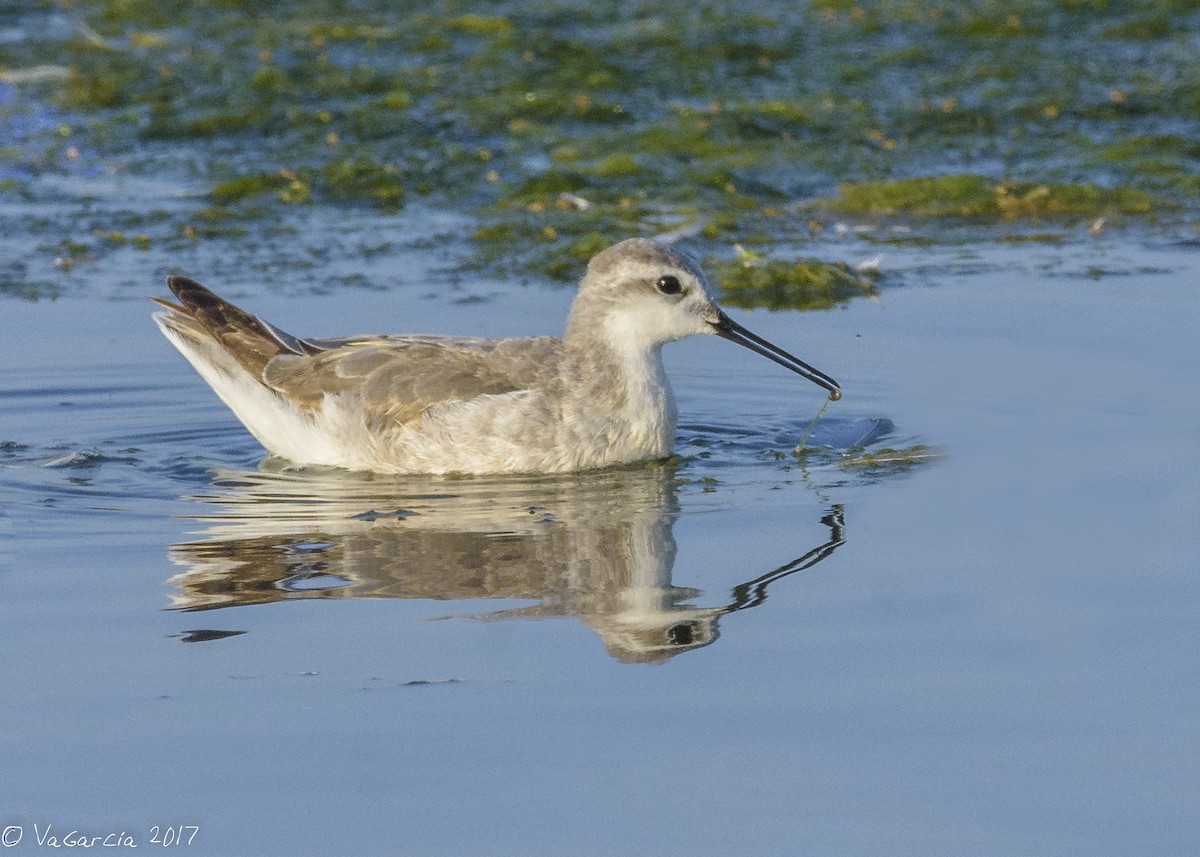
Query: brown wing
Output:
[[262, 336, 563, 426], [156, 275, 563, 425], [159, 276, 326, 378]]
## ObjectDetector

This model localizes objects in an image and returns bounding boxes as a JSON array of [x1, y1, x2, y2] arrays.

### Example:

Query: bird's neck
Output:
[[563, 318, 677, 455], [565, 312, 669, 395]]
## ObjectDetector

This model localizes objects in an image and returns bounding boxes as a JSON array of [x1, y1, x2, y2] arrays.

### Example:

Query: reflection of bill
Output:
[[166, 464, 845, 664]]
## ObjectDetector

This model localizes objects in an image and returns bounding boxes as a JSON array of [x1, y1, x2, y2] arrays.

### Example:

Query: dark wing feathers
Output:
[[165, 276, 301, 378], [159, 275, 563, 427]]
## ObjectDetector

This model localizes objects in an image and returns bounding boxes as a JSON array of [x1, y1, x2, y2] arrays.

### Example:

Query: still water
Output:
[[1, 229, 1198, 854]]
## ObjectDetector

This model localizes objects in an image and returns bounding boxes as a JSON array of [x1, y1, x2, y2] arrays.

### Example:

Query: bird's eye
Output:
[[667, 623, 695, 646], [656, 275, 682, 295]]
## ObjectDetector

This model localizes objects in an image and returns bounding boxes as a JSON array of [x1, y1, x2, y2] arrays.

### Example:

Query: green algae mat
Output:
[[2, 0, 1198, 305]]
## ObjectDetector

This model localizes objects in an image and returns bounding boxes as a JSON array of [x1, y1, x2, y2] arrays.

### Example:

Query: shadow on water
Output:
[[166, 462, 845, 664]]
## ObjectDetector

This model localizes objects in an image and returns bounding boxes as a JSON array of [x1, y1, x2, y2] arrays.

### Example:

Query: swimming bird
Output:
[[152, 238, 840, 475]]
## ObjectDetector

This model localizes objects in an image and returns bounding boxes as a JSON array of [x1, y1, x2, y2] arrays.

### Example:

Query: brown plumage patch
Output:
[[262, 338, 558, 423], [165, 276, 292, 379], [155, 274, 567, 424]]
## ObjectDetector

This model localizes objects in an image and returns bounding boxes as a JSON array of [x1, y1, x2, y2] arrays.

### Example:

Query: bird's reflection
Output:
[[167, 463, 844, 663]]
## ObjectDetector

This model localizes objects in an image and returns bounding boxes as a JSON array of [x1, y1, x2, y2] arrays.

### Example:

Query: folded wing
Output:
[[154, 276, 562, 428]]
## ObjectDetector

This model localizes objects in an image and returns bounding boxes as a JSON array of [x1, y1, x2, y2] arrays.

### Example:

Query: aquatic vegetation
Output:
[[446, 14, 514, 37], [714, 253, 879, 312], [1101, 13, 1174, 40], [98, 230, 151, 250], [212, 172, 306, 206], [0, 261, 61, 301], [829, 175, 1158, 218], [831, 175, 999, 217], [837, 444, 939, 475], [321, 157, 405, 207], [209, 156, 407, 209], [142, 108, 263, 139], [2, 0, 1199, 294], [590, 154, 641, 179]]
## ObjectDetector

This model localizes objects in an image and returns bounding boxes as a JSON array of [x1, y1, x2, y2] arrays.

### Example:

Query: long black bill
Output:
[[712, 311, 842, 400]]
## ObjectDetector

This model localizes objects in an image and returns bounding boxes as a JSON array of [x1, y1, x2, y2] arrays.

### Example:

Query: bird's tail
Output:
[[151, 276, 312, 380]]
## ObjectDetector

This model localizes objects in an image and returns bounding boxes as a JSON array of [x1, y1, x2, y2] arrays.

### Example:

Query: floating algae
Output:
[[2, 0, 1198, 293]]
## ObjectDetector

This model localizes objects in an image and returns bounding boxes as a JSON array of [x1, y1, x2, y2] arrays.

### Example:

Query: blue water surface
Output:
[[2, 231, 1198, 855]]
